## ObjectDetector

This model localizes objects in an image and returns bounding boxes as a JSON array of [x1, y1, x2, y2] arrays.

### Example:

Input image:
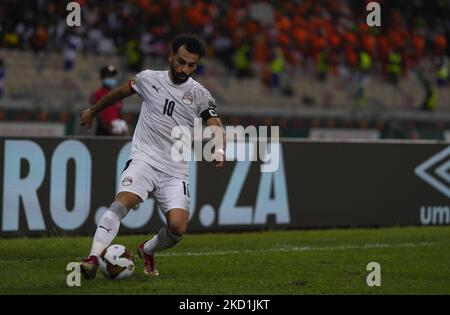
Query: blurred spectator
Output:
[[417, 71, 437, 111], [0, 0, 449, 89], [436, 56, 449, 86], [124, 35, 143, 72], [269, 46, 285, 89], [249, 1, 274, 27], [63, 29, 83, 71], [89, 65, 129, 136], [212, 31, 233, 70], [387, 49, 402, 85], [234, 41, 253, 78], [354, 50, 372, 107], [317, 48, 330, 82], [29, 25, 48, 52], [0, 58, 4, 98]]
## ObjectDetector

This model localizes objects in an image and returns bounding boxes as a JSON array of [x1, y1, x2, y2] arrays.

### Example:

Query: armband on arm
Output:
[[200, 107, 219, 121]]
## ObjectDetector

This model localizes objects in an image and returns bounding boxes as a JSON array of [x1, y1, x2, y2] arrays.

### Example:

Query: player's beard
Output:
[[170, 63, 190, 84]]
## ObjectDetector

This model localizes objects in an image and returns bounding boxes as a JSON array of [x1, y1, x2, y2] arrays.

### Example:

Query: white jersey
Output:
[[129, 70, 216, 179]]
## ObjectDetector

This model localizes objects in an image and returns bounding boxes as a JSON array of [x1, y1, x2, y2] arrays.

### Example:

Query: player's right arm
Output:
[[80, 82, 135, 129]]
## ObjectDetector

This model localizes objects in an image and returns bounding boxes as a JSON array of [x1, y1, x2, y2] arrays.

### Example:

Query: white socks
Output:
[[88, 201, 182, 258], [143, 226, 182, 255], [89, 201, 128, 257]]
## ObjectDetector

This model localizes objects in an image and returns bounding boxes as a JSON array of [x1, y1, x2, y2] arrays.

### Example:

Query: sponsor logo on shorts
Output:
[[122, 177, 133, 186]]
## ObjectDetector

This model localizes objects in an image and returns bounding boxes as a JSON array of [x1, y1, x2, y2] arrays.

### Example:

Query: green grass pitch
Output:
[[0, 226, 449, 295]]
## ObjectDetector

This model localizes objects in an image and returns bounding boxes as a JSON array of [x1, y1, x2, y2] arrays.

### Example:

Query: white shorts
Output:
[[118, 159, 190, 215]]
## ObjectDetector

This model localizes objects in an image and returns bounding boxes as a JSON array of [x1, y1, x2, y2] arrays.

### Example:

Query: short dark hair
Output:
[[171, 33, 207, 58]]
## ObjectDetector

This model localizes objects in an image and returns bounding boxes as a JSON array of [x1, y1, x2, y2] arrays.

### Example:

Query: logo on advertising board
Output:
[[415, 146, 450, 225], [415, 146, 450, 199]]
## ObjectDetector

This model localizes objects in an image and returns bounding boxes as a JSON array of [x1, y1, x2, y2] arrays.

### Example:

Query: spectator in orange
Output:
[[186, 0, 214, 30], [361, 33, 377, 57], [253, 35, 269, 64], [434, 34, 447, 56], [410, 30, 425, 67], [30, 26, 48, 52], [378, 34, 390, 65], [311, 30, 327, 59], [345, 46, 358, 69], [276, 14, 291, 34], [343, 29, 358, 48], [328, 31, 341, 51], [388, 29, 406, 51], [170, 2, 183, 31], [293, 18, 309, 52], [412, 30, 426, 58], [137, 0, 151, 11]]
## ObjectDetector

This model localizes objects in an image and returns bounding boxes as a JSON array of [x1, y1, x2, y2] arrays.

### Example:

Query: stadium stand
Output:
[[0, 0, 449, 139]]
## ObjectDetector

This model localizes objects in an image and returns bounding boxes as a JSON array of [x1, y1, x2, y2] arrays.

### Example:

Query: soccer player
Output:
[[79, 33, 225, 278]]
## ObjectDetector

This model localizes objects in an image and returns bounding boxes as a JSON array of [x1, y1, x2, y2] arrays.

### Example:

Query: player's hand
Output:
[[213, 148, 225, 168], [80, 108, 96, 129]]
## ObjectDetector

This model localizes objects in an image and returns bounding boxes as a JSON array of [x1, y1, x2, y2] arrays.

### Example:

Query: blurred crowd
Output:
[[0, 0, 449, 93]]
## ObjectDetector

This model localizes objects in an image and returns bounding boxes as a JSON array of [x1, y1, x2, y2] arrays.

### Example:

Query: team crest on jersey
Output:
[[182, 92, 194, 105], [122, 177, 133, 186]]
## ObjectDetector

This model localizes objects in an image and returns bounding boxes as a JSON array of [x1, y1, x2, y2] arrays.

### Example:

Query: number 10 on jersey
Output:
[[163, 98, 175, 116]]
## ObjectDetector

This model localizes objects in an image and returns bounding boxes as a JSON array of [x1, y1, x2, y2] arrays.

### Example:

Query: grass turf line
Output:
[[0, 226, 449, 295]]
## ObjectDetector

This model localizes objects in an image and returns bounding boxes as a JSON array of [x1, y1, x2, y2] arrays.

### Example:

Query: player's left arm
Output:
[[205, 116, 226, 168], [200, 103, 226, 168], [199, 89, 225, 168]]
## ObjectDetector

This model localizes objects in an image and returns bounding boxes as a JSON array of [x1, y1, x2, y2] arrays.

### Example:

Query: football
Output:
[[98, 244, 135, 280]]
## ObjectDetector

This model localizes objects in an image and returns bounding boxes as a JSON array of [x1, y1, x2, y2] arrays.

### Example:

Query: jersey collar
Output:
[[164, 70, 192, 87]]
